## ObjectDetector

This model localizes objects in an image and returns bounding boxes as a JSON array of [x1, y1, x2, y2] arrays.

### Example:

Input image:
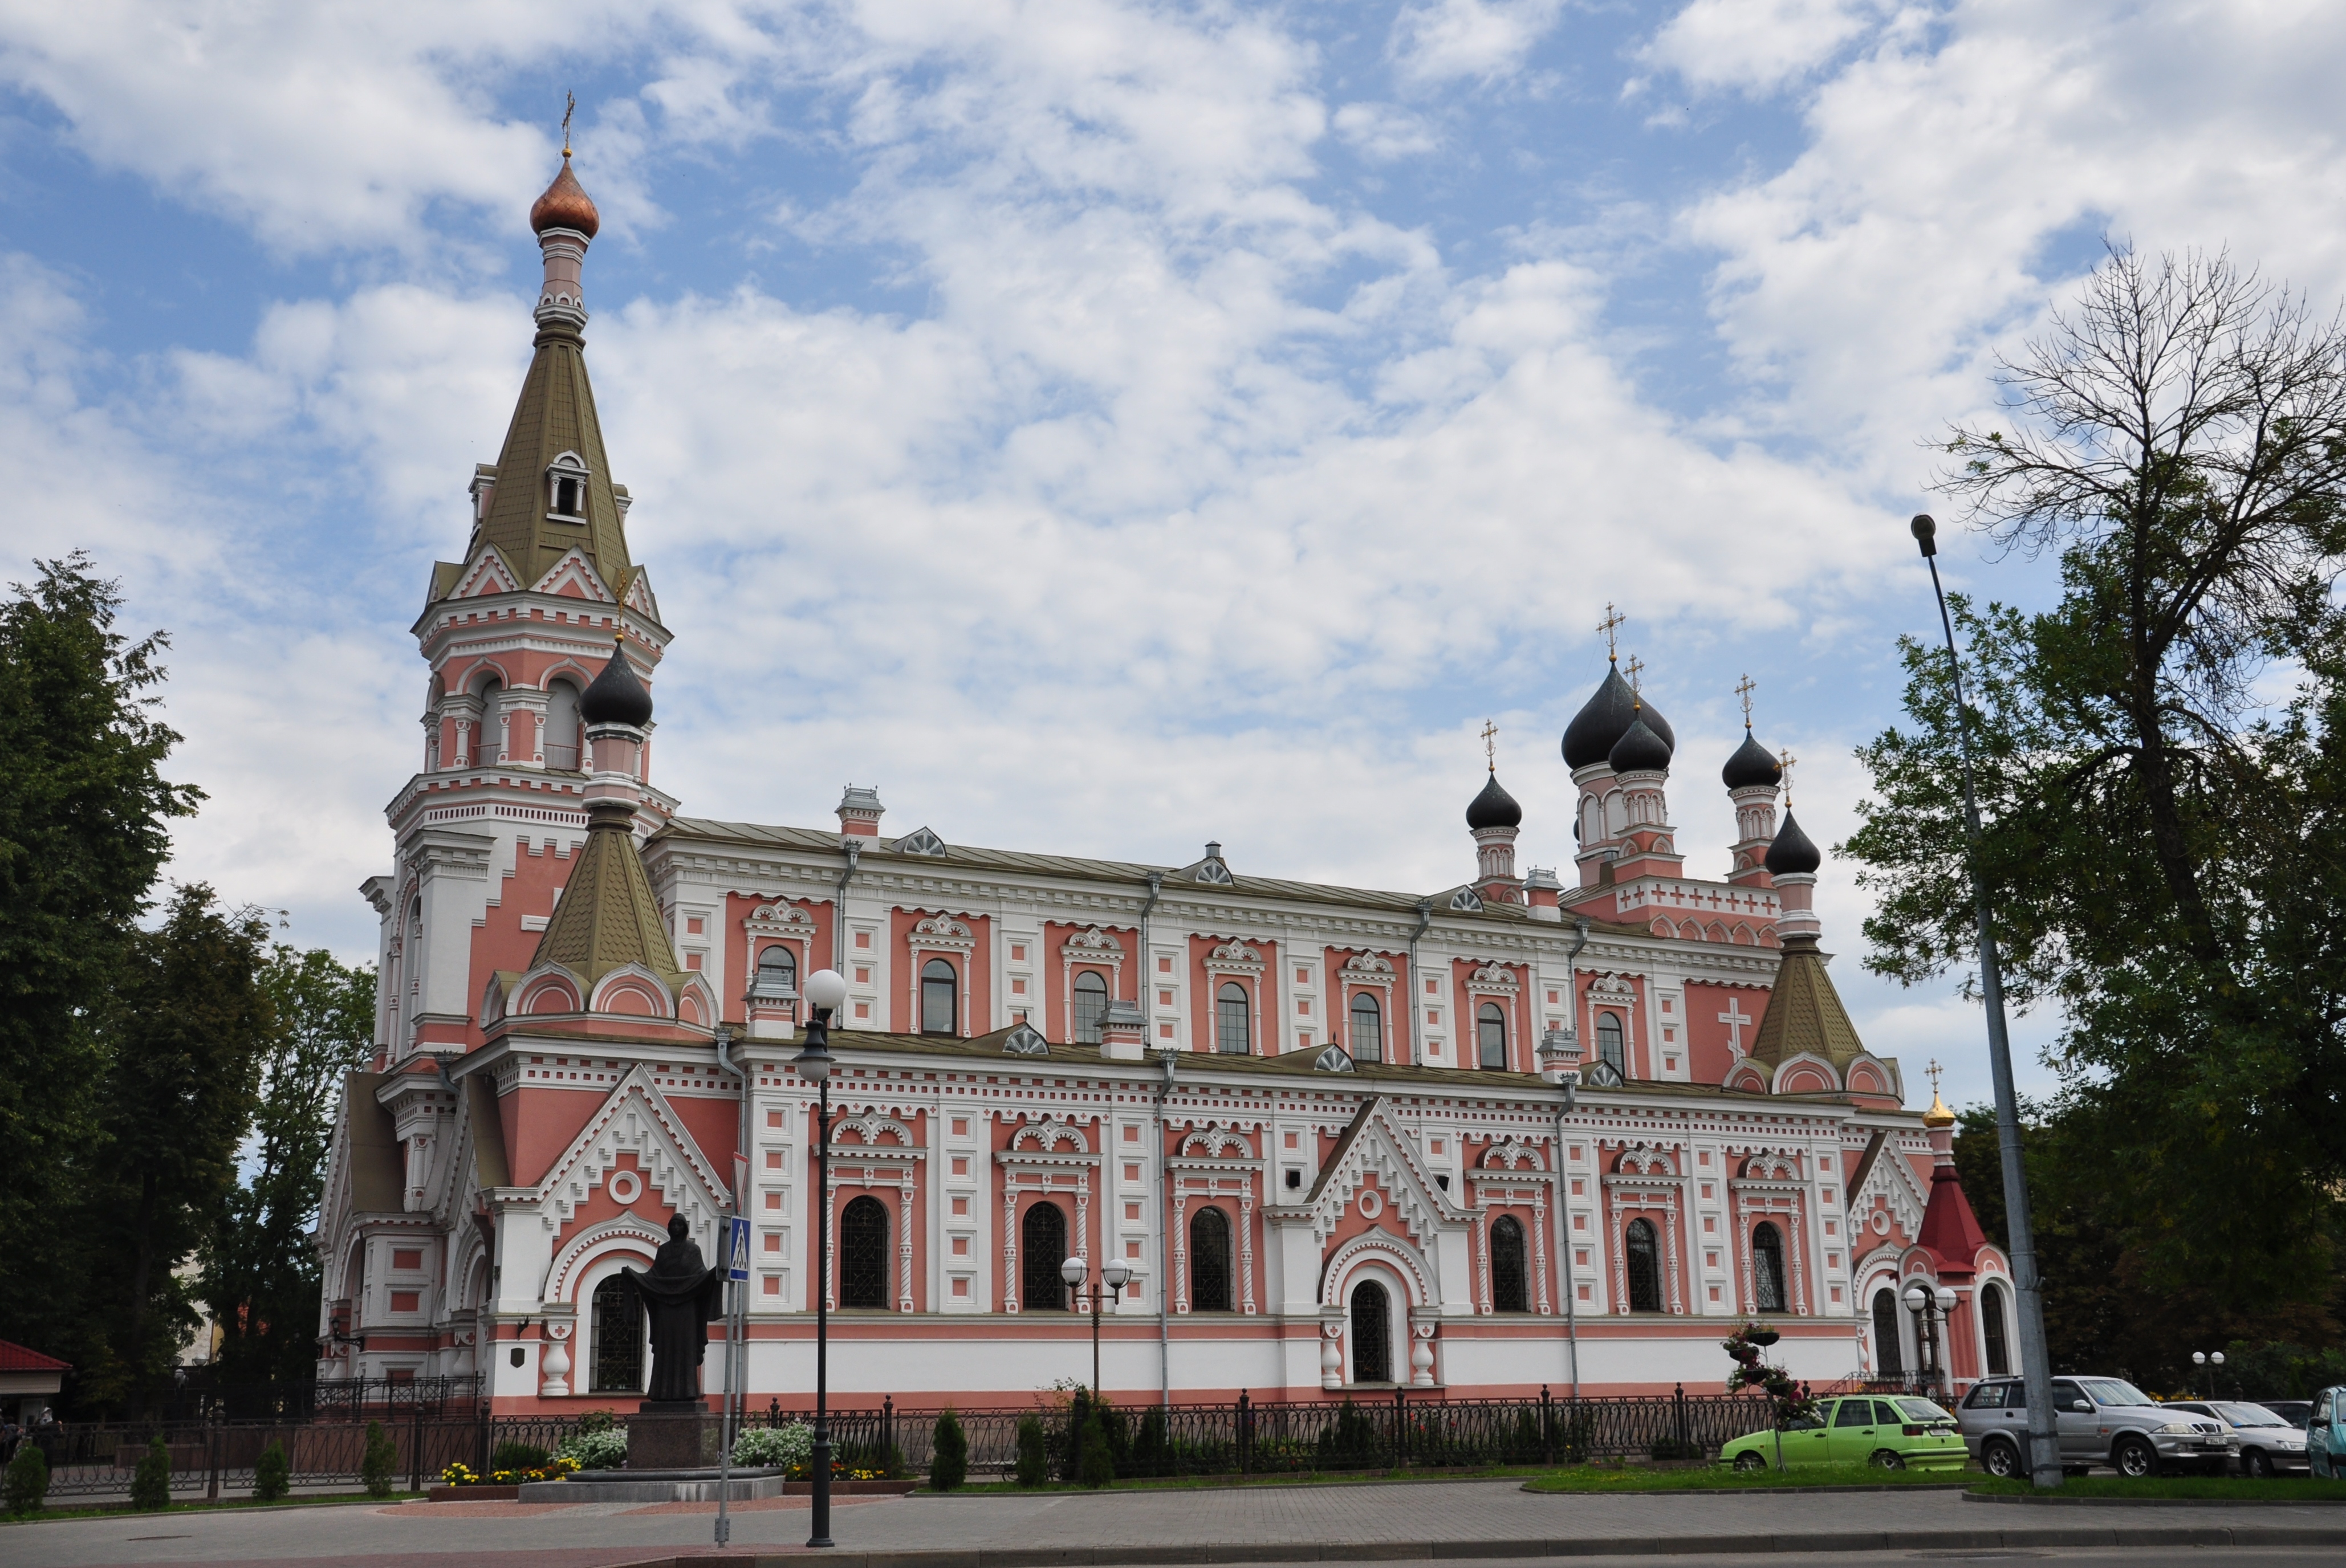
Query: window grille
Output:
[[1625, 1218, 1662, 1312], [1349, 1280, 1392, 1383], [1189, 1207, 1232, 1312], [1873, 1288, 1904, 1375], [1491, 1215, 1528, 1312], [1753, 1221, 1787, 1313], [1020, 1201, 1070, 1310], [840, 1196, 891, 1309], [590, 1274, 643, 1392]]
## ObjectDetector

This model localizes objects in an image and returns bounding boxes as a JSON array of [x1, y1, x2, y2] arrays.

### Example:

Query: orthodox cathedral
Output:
[[318, 156, 2014, 1411]]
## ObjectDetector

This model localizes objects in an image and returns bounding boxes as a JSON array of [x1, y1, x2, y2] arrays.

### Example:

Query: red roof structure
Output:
[[0, 1339, 69, 1372]]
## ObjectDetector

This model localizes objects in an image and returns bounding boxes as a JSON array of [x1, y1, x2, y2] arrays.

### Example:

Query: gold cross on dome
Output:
[[562, 92, 576, 158], [1926, 1058, 1944, 1098], [1597, 603, 1625, 660], [1624, 655, 1644, 698], [1779, 747, 1797, 805], [1735, 674, 1757, 728], [1481, 720, 1498, 771]]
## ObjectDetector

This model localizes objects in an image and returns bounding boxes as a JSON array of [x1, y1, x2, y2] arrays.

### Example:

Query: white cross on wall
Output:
[[1719, 997, 1753, 1052]]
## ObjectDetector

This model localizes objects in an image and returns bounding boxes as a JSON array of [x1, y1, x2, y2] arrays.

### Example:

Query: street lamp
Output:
[[2193, 1350, 2226, 1400], [1539, 999, 1584, 1407], [1902, 1282, 1959, 1395], [1910, 514, 2061, 1489], [796, 966, 849, 1550], [1062, 1255, 1133, 1401]]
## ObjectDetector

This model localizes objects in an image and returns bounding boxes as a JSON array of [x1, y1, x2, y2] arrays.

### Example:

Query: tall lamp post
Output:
[[1910, 513, 2061, 1489], [1538, 995, 1584, 1406], [796, 966, 851, 1549], [2193, 1350, 2226, 1400], [1062, 1255, 1133, 1401], [1903, 1281, 1958, 1396]]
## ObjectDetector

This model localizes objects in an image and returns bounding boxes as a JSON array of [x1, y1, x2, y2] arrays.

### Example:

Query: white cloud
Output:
[[1389, 0, 1569, 87], [1642, 0, 1893, 96], [1334, 101, 1443, 161]]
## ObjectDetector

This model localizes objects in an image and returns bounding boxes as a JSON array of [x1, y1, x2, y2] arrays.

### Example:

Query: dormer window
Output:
[[547, 452, 590, 520]]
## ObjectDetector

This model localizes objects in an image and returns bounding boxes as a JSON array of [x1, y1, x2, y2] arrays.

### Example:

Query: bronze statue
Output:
[[622, 1214, 723, 1404]]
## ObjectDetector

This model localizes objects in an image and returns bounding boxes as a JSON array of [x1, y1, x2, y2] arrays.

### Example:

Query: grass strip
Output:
[[1523, 1463, 1967, 1493], [3, 1489, 416, 1524], [1969, 1475, 2346, 1502], [941, 1466, 1550, 1493]]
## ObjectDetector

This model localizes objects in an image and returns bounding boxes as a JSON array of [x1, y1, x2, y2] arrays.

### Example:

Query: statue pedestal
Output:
[[629, 1399, 720, 1471]]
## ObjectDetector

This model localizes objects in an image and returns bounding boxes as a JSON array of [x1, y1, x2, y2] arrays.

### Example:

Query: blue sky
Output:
[[8, 0, 2343, 1114]]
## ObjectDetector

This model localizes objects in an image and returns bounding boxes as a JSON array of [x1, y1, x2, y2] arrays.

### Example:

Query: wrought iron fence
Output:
[[21, 1387, 1773, 1501]]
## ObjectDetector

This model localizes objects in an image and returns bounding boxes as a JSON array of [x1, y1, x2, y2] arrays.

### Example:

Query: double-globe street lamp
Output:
[[2193, 1350, 2227, 1400], [793, 966, 852, 1549], [1903, 1281, 1959, 1395], [1062, 1255, 1133, 1404], [1910, 513, 2062, 1488]]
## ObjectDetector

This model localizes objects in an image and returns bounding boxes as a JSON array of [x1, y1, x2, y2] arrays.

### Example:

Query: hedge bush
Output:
[[5, 1441, 47, 1517], [254, 1439, 290, 1502], [930, 1410, 967, 1491], [129, 1433, 171, 1512], [360, 1420, 397, 1498]]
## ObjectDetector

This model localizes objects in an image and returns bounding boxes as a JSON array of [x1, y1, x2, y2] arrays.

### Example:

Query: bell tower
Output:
[[364, 149, 674, 1066]]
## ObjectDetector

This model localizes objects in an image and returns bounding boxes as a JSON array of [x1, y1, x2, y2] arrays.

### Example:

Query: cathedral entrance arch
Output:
[[1349, 1277, 1394, 1384]]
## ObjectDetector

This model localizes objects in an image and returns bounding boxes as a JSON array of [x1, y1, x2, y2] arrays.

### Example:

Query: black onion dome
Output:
[[1609, 715, 1672, 774], [579, 637, 653, 727], [1722, 731, 1783, 791], [1764, 810, 1821, 875], [1563, 663, 1637, 768], [1466, 771, 1523, 830]]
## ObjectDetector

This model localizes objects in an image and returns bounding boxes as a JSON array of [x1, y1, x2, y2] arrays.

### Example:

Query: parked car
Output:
[[1719, 1394, 1966, 1472], [2312, 1388, 2346, 1480], [1957, 1376, 2231, 1478], [2256, 1400, 2314, 1428], [2164, 1400, 2308, 1477]]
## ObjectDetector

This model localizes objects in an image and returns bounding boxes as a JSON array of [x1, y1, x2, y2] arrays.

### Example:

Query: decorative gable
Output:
[[1287, 1096, 1471, 1250], [528, 1066, 727, 1232], [532, 545, 616, 604]]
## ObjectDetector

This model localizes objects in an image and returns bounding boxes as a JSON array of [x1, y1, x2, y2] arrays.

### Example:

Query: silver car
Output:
[[2166, 1400, 2310, 1476], [1957, 1376, 2232, 1478]]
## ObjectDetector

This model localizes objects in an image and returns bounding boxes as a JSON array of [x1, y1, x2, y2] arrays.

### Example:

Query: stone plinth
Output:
[[517, 1467, 784, 1504], [628, 1399, 719, 1471]]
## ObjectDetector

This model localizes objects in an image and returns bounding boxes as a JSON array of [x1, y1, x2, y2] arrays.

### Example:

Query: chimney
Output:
[[1099, 999, 1146, 1062], [837, 784, 885, 838]]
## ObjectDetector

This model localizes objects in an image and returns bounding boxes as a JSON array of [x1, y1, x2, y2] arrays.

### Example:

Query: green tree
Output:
[[129, 1432, 171, 1511], [5, 1440, 47, 1517], [1848, 247, 2346, 1305], [1077, 1410, 1115, 1488], [253, 1439, 290, 1503], [0, 555, 200, 1369], [1013, 1415, 1046, 1488], [205, 945, 375, 1392], [361, 1420, 397, 1498], [929, 1408, 967, 1490]]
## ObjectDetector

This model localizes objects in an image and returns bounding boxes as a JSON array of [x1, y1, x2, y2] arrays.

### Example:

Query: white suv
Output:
[[1957, 1376, 2231, 1478]]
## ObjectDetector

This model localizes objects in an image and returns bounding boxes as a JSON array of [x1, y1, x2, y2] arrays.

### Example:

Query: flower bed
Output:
[[437, 1457, 580, 1489]]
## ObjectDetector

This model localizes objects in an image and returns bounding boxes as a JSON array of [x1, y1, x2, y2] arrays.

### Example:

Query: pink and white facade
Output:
[[317, 160, 2018, 1412]]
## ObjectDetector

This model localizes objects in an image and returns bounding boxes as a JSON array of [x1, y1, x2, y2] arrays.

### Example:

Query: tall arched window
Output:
[[1215, 982, 1250, 1054], [1189, 1207, 1232, 1312], [1349, 1279, 1392, 1383], [474, 679, 503, 764], [840, 1196, 891, 1309], [1872, 1288, 1904, 1376], [1981, 1281, 2011, 1376], [1073, 970, 1109, 1044], [921, 959, 958, 1036], [1020, 1201, 1069, 1311], [590, 1273, 643, 1392], [544, 679, 581, 771], [1349, 992, 1383, 1063], [1625, 1217, 1662, 1313], [755, 944, 798, 1003], [1595, 1011, 1625, 1077], [1752, 1221, 1787, 1313], [1490, 1216, 1528, 1313], [1477, 1003, 1508, 1070]]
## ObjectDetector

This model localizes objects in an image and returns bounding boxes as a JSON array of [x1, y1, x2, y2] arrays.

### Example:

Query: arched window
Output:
[[1981, 1281, 2011, 1376], [1872, 1288, 1904, 1376], [1490, 1216, 1528, 1313], [1073, 970, 1109, 1045], [1752, 1221, 1787, 1313], [544, 678, 581, 771], [840, 1196, 890, 1309], [921, 958, 958, 1036], [1189, 1207, 1232, 1312], [755, 944, 798, 1000], [1595, 1011, 1625, 1077], [1215, 982, 1250, 1055], [1349, 992, 1383, 1063], [1477, 1003, 1508, 1070], [1625, 1217, 1662, 1313], [1020, 1201, 1069, 1311], [590, 1273, 643, 1392], [1349, 1279, 1392, 1383], [474, 679, 503, 764]]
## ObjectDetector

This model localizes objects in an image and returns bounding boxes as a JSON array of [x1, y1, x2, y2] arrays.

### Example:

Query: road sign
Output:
[[725, 1215, 751, 1282]]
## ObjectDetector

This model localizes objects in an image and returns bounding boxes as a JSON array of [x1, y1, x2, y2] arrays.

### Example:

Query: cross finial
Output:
[[1481, 719, 1498, 772], [1735, 674, 1757, 729], [1623, 655, 1644, 702], [562, 92, 575, 158], [1926, 1058, 1943, 1098], [1778, 748, 1796, 807], [1597, 603, 1625, 661]]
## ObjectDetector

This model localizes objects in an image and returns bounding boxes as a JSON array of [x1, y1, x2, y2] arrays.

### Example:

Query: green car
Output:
[[1721, 1395, 1967, 1472]]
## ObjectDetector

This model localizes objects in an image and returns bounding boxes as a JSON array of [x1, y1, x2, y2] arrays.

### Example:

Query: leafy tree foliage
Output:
[[204, 946, 376, 1390], [0, 556, 200, 1361], [1848, 249, 2346, 1306]]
